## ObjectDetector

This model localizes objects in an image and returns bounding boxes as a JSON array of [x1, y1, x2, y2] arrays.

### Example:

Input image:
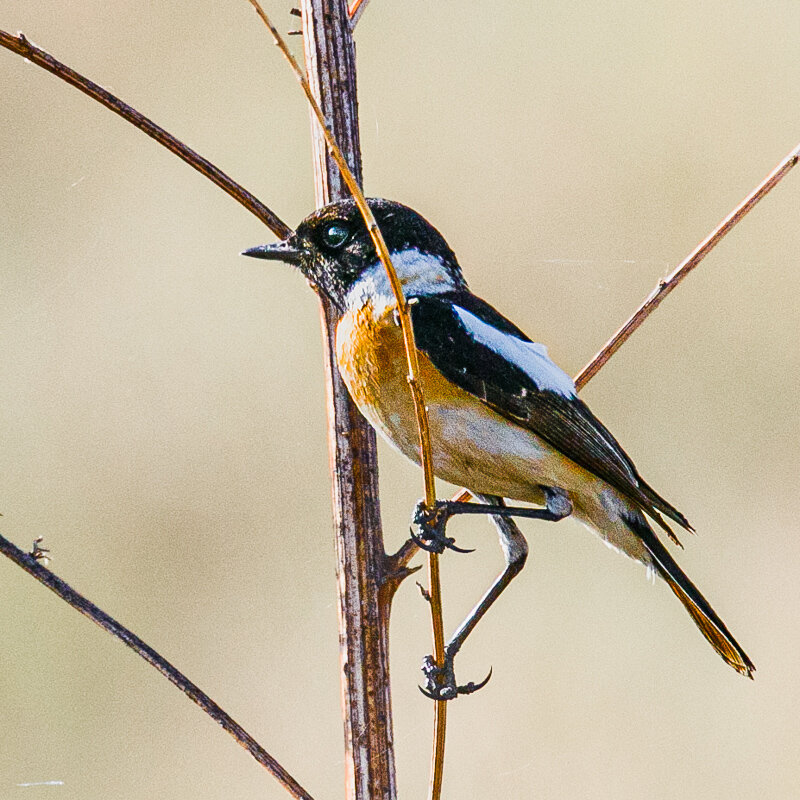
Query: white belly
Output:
[[362, 397, 652, 566]]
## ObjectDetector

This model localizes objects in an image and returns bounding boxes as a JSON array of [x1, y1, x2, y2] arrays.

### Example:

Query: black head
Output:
[[242, 198, 465, 309]]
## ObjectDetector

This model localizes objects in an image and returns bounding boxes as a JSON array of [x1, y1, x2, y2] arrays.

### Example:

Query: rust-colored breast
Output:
[[336, 302, 418, 427], [337, 300, 469, 406], [336, 301, 463, 457]]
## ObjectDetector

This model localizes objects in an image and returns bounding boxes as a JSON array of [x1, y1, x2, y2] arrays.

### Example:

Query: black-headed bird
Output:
[[244, 198, 754, 694]]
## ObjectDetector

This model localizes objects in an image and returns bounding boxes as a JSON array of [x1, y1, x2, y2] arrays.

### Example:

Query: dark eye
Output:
[[321, 222, 350, 249]]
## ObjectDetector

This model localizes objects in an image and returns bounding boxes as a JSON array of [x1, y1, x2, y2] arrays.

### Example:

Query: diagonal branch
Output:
[[347, 0, 370, 28], [575, 141, 800, 389], [0, 533, 314, 800], [0, 29, 291, 239]]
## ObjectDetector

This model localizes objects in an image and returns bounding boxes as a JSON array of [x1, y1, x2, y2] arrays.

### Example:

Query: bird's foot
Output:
[[410, 500, 475, 554], [419, 653, 492, 701]]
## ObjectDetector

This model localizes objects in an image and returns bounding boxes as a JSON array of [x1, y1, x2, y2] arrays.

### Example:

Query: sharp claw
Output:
[[418, 684, 457, 701], [409, 527, 444, 554], [419, 653, 492, 701], [444, 540, 475, 554], [457, 666, 493, 695], [410, 499, 474, 554]]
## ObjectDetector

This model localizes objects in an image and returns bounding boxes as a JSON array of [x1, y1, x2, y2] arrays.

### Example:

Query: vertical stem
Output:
[[426, 553, 447, 800], [300, 2, 397, 798]]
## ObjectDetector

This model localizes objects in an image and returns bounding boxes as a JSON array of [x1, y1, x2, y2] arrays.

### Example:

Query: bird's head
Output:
[[243, 198, 466, 311]]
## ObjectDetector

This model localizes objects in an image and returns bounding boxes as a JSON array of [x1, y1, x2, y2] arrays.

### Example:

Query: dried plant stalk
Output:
[[0, 534, 313, 799], [575, 141, 800, 388], [0, 30, 290, 238], [246, 2, 449, 796]]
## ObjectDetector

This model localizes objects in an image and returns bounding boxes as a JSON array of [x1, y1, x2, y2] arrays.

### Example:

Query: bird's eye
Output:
[[322, 223, 350, 249]]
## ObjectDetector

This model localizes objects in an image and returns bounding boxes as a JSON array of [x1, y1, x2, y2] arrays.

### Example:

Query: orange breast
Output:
[[336, 302, 466, 458]]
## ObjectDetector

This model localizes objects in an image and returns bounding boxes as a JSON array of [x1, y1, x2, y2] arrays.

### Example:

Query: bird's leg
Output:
[[419, 489, 572, 701], [411, 488, 572, 554]]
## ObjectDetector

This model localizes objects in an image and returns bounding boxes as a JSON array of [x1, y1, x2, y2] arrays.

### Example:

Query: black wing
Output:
[[410, 292, 691, 534]]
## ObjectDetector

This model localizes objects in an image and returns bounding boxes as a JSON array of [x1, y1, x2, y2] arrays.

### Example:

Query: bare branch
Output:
[[246, 3, 449, 795], [0, 533, 314, 800], [0, 29, 291, 239], [347, 0, 370, 28], [575, 141, 800, 389]]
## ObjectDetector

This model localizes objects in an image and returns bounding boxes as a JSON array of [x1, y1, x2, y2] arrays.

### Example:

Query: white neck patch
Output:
[[344, 249, 458, 313]]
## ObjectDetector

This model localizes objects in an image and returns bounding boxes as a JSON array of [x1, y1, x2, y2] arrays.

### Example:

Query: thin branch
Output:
[[575, 141, 800, 389], [347, 0, 369, 28], [427, 551, 447, 800], [244, 4, 448, 795], [0, 29, 291, 239], [0, 533, 313, 800]]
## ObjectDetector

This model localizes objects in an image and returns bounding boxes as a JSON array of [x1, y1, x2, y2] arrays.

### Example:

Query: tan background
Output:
[[2, 2, 799, 798]]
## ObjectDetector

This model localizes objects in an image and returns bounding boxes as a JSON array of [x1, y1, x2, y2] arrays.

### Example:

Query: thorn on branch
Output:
[[30, 537, 50, 565], [416, 582, 432, 603]]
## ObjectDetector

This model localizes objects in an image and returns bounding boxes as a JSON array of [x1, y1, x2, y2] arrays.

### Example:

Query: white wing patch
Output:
[[452, 305, 576, 398]]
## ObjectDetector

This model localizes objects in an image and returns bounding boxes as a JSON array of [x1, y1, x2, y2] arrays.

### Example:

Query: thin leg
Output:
[[420, 488, 572, 701], [411, 490, 571, 554]]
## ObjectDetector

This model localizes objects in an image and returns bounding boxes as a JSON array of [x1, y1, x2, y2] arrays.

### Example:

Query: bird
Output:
[[243, 197, 755, 688]]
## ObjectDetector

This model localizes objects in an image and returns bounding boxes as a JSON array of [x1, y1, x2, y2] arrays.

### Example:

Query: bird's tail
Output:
[[624, 510, 755, 678]]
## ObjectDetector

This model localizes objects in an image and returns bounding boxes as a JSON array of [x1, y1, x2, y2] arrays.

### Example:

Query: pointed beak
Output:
[[241, 239, 302, 264]]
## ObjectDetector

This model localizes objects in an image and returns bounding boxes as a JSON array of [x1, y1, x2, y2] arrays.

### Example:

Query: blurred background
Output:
[[2, 1, 799, 798]]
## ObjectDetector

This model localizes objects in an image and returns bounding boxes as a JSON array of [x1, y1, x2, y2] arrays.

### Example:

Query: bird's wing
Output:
[[410, 291, 691, 535]]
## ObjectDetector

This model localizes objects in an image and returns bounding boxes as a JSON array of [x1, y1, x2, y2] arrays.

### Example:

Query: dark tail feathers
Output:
[[624, 511, 755, 678]]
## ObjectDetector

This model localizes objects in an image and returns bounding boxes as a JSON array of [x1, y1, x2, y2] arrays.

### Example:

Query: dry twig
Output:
[[0, 30, 291, 239], [296, 0, 396, 795], [0, 532, 314, 800], [574, 141, 800, 388]]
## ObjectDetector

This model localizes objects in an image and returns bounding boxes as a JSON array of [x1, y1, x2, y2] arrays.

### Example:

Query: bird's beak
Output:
[[241, 238, 302, 264]]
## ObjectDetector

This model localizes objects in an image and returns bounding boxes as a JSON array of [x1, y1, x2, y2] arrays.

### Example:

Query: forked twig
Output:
[[347, 0, 370, 27], [0, 29, 291, 239], [0, 533, 314, 800]]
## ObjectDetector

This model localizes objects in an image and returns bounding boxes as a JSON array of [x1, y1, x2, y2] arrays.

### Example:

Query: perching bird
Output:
[[243, 198, 754, 689]]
